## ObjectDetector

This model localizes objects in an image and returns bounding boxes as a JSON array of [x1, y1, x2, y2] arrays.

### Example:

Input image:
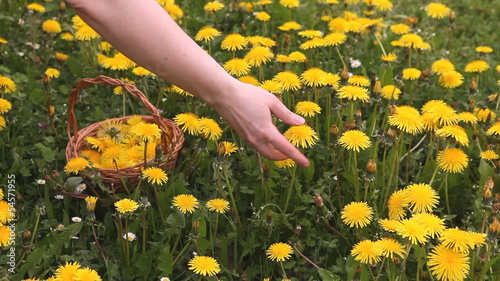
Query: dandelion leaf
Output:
[[317, 268, 341, 281]]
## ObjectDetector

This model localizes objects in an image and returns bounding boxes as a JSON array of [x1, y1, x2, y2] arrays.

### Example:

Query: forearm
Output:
[[67, 0, 236, 105]]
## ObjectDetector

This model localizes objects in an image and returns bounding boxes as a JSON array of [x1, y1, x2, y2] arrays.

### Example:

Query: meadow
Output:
[[0, 0, 499, 280]]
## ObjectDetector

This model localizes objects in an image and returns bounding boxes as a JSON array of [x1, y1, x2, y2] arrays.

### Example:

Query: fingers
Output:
[[268, 96, 305, 126], [251, 127, 310, 167]]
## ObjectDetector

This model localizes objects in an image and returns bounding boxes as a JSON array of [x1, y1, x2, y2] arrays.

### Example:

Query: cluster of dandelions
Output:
[[64, 116, 168, 173], [40, 261, 102, 281], [342, 183, 486, 281], [0, 74, 15, 131], [0, 189, 15, 247]]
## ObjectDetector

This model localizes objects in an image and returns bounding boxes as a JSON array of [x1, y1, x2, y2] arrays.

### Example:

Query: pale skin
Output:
[[66, 0, 309, 167]]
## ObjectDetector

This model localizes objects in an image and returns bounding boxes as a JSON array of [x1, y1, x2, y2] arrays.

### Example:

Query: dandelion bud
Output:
[[356, 108, 362, 118], [495, 193, 500, 202], [295, 224, 302, 235], [387, 128, 397, 138], [22, 230, 32, 240], [314, 194, 324, 207], [341, 66, 350, 80], [405, 16, 418, 26], [41, 74, 51, 84], [34, 56, 41, 63], [266, 212, 273, 226], [59, 1, 66, 11], [262, 163, 270, 179], [389, 104, 397, 115], [241, 23, 246, 31], [492, 202, 500, 214], [349, 121, 356, 130], [192, 220, 200, 237], [421, 68, 432, 77], [468, 100, 475, 111], [469, 77, 477, 94], [284, 34, 290, 44], [343, 122, 351, 132], [330, 125, 339, 135], [49, 106, 55, 116], [489, 217, 500, 233], [85, 196, 98, 212], [44, 174, 56, 187], [449, 10, 456, 23], [485, 176, 494, 190], [366, 159, 377, 173], [488, 93, 498, 103], [217, 142, 226, 156], [372, 80, 382, 95]]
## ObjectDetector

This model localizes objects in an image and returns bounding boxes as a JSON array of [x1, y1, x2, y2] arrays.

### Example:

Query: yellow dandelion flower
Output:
[[476, 46, 493, 53], [55, 52, 69, 61], [0, 37, 7, 44], [223, 58, 250, 76], [259, 80, 283, 94], [188, 256, 221, 276], [0, 75, 16, 94], [325, 73, 341, 88], [0, 224, 14, 247], [44, 68, 60, 79], [164, 4, 184, 20], [194, 26, 221, 42], [206, 198, 230, 213], [60, 32, 75, 41], [246, 35, 276, 47], [399, 33, 424, 49], [300, 68, 328, 87], [437, 147, 468, 173], [65, 157, 90, 174], [142, 167, 168, 185], [133, 66, 153, 76], [115, 198, 139, 214], [406, 183, 439, 213], [402, 68, 421, 80], [204, 1, 224, 13], [323, 32, 347, 46], [278, 21, 303, 31], [267, 242, 293, 261], [421, 100, 460, 127], [244, 46, 274, 67], [480, 149, 499, 160], [0, 201, 15, 224], [432, 59, 455, 75], [381, 85, 402, 100], [351, 240, 382, 264], [169, 84, 193, 96], [338, 130, 371, 152], [217, 141, 238, 156], [375, 238, 406, 259], [280, 0, 300, 8], [425, 3, 451, 19], [295, 101, 321, 117], [0, 116, 6, 130], [465, 60, 490, 73], [379, 219, 402, 232], [388, 105, 424, 135], [390, 24, 410, 35], [74, 267, 102, 281], [173, 194, 199, 214], [380, 52, 398, 62], [391, 40, 405, 47], [100, 145, 122, 165], [130, 122, 161, 142], [328, 17, 348, 33], [412, 213, 446, 238], [276, 54, 292, 63], [458, 112, 478, 124], [348, 75, 370, 87], [438, 70, 464, 88], [239, 75, 259, 85], [199, 117, 222, 141], [435, 124, 469, 146], [221, 33, 248, 51], [341, 201, 373, 228], [475, 108, 496, 123], [273, 71, 302, 91], [0, 98, 12, 114], [283, 125, 318, 148], [255, 11, 271, 21], [337, 85, 370, 102], [427, 244, 469, 281], [42, 19, 61, 33], [299, 37, 326, 49], [439, 228, 476, 254], [55, 262, 81, 281], [396, 218, 430, 244], [85, 196, 98, 212], [388, 189, 410, 221], [75, 25, 101, 41], [298, 30, 323, 39], [274, 159, 296, 168], [27, 3, 45, 12], [288, 51, 307, 62]]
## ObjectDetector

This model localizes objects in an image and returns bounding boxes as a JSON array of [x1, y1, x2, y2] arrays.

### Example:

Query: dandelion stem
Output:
[[353, 151, 360, 201], [374, 33, 387, 57], [91, 223, 108, 263], [335, 46, 346, 68], [283, 165, 298, 213], [280, 261, 288, 279], [415, 245, 425, 281], [374, 257, 387, 281], [223, 165, 241, 224], [293, 244, 319, 268]]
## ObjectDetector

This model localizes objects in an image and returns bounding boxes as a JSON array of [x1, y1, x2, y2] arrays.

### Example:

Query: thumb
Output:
[[270, 98, 305, 126]]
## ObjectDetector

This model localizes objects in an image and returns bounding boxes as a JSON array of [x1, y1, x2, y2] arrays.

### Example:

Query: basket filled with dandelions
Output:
[[65, 75, 184, 193]]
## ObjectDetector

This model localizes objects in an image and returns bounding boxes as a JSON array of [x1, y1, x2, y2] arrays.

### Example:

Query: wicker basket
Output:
[[65, 76, 184, 193]]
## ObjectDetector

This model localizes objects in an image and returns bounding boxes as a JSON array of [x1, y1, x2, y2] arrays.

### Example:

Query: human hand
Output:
[[208, 79, 310, 167]]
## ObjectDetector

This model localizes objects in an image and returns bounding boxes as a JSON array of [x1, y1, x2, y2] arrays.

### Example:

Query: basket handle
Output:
[[67, 75, 172, 144]]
